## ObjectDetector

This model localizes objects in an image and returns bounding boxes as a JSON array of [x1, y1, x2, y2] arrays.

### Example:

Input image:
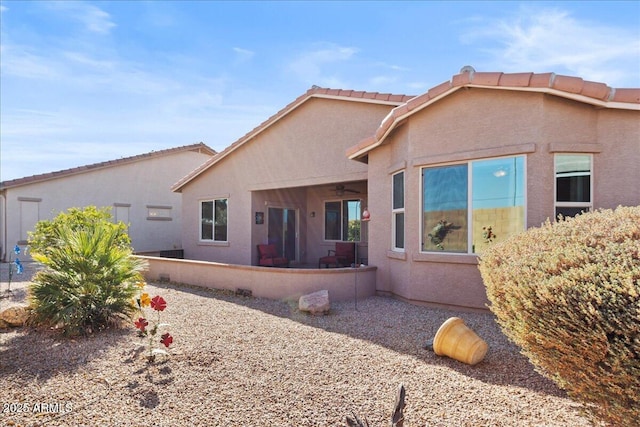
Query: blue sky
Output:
[[1, 1, 639, 181]]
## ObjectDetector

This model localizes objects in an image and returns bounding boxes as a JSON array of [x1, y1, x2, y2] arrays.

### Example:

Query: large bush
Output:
[[29, 207, 147, 336], [29, 206, 130, 257], [479, 206, 640, 426]]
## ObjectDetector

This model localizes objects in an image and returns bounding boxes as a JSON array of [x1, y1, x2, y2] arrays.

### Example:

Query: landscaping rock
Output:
[[299, 290, 330, 315], [0, 305, 30, 327]]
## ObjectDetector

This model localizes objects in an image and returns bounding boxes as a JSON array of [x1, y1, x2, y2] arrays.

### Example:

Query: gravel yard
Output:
[[1, 262, 593, 426]]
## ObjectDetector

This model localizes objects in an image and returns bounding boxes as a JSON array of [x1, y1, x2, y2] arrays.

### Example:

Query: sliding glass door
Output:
[[268, 207, 297, 262]]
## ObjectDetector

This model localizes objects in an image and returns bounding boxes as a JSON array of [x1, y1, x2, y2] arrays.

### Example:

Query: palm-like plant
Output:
[[29, 220, 148, 336]]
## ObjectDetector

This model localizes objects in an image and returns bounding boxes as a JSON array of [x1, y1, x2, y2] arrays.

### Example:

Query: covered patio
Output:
[[249, 179, 369, 268]]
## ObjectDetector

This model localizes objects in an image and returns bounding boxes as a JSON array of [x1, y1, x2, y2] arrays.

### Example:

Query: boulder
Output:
[[0, 305, 30, 327], [299, 290, 330, 315]]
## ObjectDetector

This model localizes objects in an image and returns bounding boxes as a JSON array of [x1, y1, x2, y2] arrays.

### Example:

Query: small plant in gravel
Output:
[[134, 281, 173, 363], [479, 206, 640, 426]]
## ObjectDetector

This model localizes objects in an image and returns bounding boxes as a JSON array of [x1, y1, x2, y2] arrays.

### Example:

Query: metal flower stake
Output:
[[134, 281, 173, 363], [4, 244, 24, 297]]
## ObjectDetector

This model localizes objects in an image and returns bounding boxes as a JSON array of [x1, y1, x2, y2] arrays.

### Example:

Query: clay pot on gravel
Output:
[[433, 317, 488, 365]]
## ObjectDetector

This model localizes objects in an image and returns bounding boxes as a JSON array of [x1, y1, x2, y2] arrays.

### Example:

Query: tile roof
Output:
[[0, 142, 216, 190], [347, 69, 640, 160], [171, 86, 414, 192]]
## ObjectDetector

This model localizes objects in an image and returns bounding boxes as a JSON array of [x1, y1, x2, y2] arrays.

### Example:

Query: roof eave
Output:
[[348, 83, 640, 161], [348, 86, 463, 160], [172, 90, 413, 192]]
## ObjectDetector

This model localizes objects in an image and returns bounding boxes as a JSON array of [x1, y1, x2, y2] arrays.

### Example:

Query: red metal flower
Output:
[[160, 333, 173, 347], [150, 295, 167, 311], [135, 317, 148, 332]]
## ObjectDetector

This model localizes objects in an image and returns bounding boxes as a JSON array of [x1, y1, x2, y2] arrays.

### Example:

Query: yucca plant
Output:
[[29, 219, 147, 336]]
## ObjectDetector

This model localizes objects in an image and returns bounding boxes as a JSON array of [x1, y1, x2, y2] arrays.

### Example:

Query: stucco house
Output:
[[0, 143, 215, 261], [172, 69, 639, 310]]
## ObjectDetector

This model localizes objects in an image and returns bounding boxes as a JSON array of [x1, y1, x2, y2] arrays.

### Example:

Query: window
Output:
[[555, 154, 592, 218], [147, 205, 172, 221], [324, 199, 361, 241], [200, 198, 228, 242], [422, 156, 525, 253], [392, 171, 405, 250]]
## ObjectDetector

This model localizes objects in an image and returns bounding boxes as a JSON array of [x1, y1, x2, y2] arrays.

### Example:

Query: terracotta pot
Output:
[[433, 317, 488, 365]]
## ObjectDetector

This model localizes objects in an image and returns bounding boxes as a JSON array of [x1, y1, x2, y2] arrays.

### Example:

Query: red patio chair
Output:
[[318, 242, 355, 268], [257, 244, 289, 267]]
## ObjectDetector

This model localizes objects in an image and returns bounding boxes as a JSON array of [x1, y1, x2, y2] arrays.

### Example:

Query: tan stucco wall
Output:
[[367, 88, 640, 310], [1, 150, 212, 259], [140, 256, 377, 302], [180, 98, 390, 265]]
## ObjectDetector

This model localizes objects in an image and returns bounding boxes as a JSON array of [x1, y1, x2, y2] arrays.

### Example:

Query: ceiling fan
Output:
[[332, 184, 360, 196]]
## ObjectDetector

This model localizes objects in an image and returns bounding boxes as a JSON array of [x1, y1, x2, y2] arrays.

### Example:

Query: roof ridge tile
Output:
[[552, 74, 585, 94], [498, 72, 533, 87], [471, 71, 503, 86], [611, 88, 640, 103], [530, 72, 556, 88]]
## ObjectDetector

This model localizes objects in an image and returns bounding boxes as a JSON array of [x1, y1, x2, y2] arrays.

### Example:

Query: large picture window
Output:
[[555, 154, 592, 218], [200, 198, 228, 242], [324, 199, 361, 241], [422, 156, 525, 253], [392, 171, 405, 250]]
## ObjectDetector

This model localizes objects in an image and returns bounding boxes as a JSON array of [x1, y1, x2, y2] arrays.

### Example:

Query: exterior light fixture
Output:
[[362, 208, 370, 222]]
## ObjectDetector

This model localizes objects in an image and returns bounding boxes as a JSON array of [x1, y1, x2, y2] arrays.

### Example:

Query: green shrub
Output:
[[479, 206, 640, 426], [29, 206, 131, 257], [29, 210, 147, 336]]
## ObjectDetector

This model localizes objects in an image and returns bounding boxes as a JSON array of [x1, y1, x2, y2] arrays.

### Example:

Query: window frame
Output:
[[323, 198, 362, 242], [554, 153, 593, 219], [391, 170, 405, 252], [419, 155, 527, 255], [199, 198, 228, 243]]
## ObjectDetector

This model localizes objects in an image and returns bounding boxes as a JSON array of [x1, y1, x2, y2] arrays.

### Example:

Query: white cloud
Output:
[[369, 75, 397, 87], [287, 43, 359, 85], [45, 1, 116, 34], [233, 47, 255, 63], [0, 45, 60, 79], [462, 7, 640, 87]]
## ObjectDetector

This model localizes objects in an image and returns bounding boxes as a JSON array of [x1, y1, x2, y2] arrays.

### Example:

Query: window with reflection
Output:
[[325, 199, 361, 241], [555, 154, 592, 219], [392, 171, 405, 250], [422, 156, 525, 253], [200, 198, 228, 242]]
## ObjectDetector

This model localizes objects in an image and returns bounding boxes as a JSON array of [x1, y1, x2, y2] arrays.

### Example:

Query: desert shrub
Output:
[[29, 212, 147, 336], [29, 205, 130, 257], [478, 206, 640, 426]]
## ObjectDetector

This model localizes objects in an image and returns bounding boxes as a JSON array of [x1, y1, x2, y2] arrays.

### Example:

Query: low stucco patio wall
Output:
[[137, 256, 377, 302]]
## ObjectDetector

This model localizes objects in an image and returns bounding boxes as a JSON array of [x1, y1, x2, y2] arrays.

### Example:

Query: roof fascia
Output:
[[311, 93, 409, 106], [468, 84, 640, 111]]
